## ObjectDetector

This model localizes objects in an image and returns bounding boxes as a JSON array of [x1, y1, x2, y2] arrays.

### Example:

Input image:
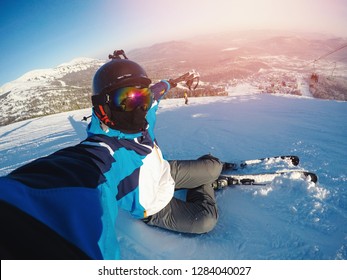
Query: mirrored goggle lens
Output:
[[111, 87, 153, 111]]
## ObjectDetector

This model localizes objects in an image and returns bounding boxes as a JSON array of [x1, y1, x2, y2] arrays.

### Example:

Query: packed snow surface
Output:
[[0, 92, 346, 260]]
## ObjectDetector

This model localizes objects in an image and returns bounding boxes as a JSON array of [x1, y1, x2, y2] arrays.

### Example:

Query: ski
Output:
[[214, 169, 318, 189], [222, 155, 300, 171]]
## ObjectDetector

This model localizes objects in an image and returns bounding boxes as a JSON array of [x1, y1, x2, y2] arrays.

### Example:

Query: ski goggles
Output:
[[110, 87, 153, 112]]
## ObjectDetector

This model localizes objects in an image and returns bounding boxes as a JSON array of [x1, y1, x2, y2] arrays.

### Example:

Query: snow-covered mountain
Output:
[[0, 90, 346, 260], [0, 58, 105, 126], [1, 31, 347, 126]]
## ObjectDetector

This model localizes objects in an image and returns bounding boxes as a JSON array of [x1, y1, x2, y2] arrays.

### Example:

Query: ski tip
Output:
[[304, 172, 318, 183], [278, 155, 299, 166], [290, 156, 300, 166]]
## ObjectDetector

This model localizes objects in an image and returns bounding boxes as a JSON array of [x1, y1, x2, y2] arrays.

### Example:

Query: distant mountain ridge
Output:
[[0, 58, 105, 126], [1, 31, 346, 126]]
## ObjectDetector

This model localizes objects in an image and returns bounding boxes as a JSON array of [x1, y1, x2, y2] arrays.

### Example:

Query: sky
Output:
[[1, 0, 347, 86]]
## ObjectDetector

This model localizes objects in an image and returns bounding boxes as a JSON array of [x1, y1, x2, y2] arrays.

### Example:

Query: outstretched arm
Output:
[[150, 69, 200, 102], [150, 80, 171, 102]]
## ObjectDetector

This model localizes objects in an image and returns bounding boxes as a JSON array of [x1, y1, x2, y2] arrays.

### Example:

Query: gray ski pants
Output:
[[145, 155, 223, 234]]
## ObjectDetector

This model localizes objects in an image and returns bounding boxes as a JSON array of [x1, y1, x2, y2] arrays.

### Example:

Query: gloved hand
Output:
[[168, 79, 177, 88]]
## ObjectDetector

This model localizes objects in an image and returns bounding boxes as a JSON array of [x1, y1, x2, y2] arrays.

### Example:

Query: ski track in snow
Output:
[[0, 93, 346, 260]]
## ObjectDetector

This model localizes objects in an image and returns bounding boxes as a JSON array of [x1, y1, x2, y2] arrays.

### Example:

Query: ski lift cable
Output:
[[312, 43, 347, 63], [301, 42, 347, 73], [310, 43, 347, 80]]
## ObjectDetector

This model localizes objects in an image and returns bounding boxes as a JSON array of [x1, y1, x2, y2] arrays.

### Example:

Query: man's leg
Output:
[[145, 155, 223, 234], [169, 155, 223, 190]]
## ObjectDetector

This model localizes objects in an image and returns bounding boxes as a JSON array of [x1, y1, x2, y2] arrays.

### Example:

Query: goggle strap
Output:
[[95, 105, 115, 127]]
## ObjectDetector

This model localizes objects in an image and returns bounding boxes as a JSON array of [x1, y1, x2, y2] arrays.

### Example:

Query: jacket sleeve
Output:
[[1, 137, 120, 260], [7, 143, 112, 189], [150, 80, 171, 102]]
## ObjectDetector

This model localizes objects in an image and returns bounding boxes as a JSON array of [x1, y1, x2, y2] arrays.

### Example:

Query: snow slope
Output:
[[0, 92, 346, 260]]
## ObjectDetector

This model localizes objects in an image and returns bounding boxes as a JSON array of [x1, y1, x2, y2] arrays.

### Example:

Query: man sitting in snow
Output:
[[0, 50, 222, 260]]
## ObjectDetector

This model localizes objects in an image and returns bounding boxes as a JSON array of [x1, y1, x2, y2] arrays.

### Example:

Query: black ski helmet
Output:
[[92, 50, 152, 132]]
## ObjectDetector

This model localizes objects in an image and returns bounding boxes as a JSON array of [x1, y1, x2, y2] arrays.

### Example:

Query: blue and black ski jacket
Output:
[[0, 80, 173, 260]]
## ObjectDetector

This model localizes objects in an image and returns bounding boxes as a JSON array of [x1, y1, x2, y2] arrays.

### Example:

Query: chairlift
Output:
[[310, 73, 319, 83]]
